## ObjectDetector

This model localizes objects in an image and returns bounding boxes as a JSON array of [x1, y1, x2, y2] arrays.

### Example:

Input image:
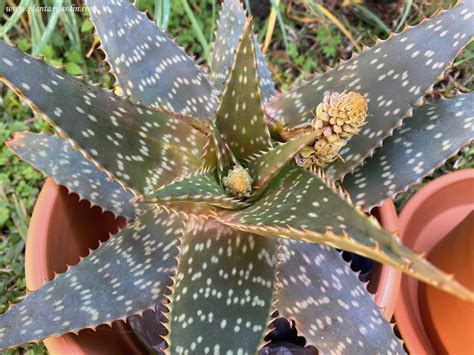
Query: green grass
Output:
[[0, 0, 472, 353], [0, 88, 49, 355]]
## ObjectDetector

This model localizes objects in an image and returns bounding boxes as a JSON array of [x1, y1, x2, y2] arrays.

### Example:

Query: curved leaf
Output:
[[266, 1, 474, 180], [128, 303, 169, 354], [215, 19, 272, 161], [0, 42, 207, 195], [274, 240, 404, 353], [201, 133, 218, 171], [218, 166, 474, 301], [210, 0, 275, 100], [7, 132, 140, 220], [247, 130, 319, 197], [143, 170, 248, 209], [86, 0, 219, 118], [209, 120, 240, 180], [167, 219, 277, 353], [0, 208, 182, 350], [344, 92, 474, 209]]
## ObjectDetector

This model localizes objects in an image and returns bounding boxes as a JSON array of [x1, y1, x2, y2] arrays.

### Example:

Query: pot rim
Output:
[[373, 199, 402, 321], [399, 169, 474, 225]]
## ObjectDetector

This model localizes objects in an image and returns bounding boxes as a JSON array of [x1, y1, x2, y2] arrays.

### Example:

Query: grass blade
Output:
[[60, 0, 81, 52], [30, 0, 45, 54], [154, 0, 163, 27], [264, 0, 288, 53], [310, 1, 361, 51], [209, 0, 216, 40], [351, 2, 390, 35], [162, 0, 170, 29], [180, 0, 210, 61], [244, 0, 252, 16], [395, 0, 413, 32], [0, 0, 32, 37], [32, 0, 64, 56]]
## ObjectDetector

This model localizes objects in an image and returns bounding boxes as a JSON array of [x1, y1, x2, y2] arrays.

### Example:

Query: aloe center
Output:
[[222, 165, 253, 198]]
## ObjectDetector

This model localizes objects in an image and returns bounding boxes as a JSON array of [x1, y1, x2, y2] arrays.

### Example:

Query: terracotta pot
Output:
[[25, 179, 146, 354], [25, 179, 401, 353], [368, 199, 402, 321], [395, 169, 474, 354], [419, 212, 474, 354]]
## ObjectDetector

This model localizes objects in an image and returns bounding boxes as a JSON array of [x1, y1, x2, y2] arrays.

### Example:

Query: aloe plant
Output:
[[1, 0, 473, 352]]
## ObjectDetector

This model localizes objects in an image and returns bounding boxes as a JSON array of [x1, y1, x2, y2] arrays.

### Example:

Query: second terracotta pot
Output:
[[419, 211, 474, 354], [395, 169, 474, 355]]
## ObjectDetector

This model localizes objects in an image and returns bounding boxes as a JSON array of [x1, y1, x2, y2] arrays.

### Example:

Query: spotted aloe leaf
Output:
[[0, 42, 207, 195], [6, 132, 140, 220], [201, 133, 219, 171], [273, 240, 404, 353], [128, 303, 169, 354], [215, 18, 272, 161], [210, 0, 275, 100], [266, 1, 474, 180], [85, 0, 219, 117], [142, 170, 248, 209], [247, 130, 319, 197], [0, 208, 182, 350], [218, 166, 474, 301], [209, 121, 240, 180], [344, 92, 474, 210], [167, 219, 277, 353]]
